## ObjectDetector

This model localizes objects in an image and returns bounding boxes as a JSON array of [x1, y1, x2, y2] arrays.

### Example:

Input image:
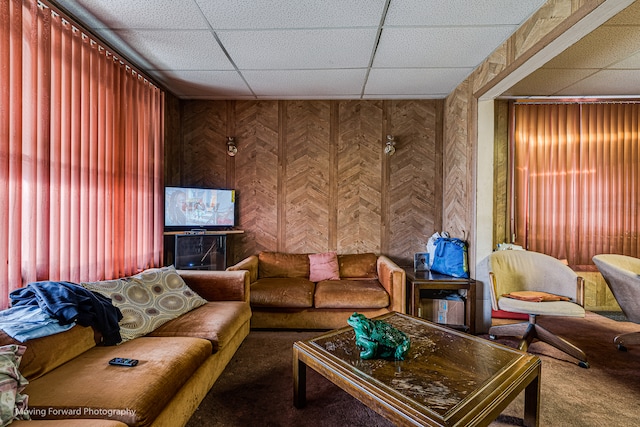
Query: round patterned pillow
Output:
[[81, 266, 207, 342]]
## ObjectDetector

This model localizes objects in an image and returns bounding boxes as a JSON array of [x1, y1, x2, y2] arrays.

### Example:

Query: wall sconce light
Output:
[[226, 137, 238, 157], [384, 135, 396, 156]]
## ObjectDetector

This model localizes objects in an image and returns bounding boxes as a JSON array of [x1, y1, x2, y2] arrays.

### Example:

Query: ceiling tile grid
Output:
[[52, 0, 564, 99]]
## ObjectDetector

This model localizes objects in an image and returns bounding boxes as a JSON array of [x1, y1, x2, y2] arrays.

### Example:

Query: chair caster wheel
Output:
[[617, 344, 627, 352], [578, 361, 590, 369], [489, 335, 497, 340]]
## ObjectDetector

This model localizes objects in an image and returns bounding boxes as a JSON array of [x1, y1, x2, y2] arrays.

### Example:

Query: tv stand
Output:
[[163, 230, 243, 270]]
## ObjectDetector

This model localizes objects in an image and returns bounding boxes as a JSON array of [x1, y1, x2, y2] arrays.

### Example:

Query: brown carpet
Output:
[[186, 312, 640, 427]]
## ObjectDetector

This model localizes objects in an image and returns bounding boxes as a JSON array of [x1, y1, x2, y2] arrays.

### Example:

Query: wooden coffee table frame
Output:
[[293, 312, 540, 427]]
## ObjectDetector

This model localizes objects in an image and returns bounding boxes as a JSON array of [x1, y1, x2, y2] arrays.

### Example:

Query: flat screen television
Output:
[[164, 186, 236, 230]]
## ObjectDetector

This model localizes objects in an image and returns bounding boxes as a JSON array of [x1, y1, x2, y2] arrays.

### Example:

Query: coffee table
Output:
[[293, 312, 540, 426]]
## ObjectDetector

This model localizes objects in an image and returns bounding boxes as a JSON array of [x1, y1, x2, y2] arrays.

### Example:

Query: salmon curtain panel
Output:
[[512, 101, 639, 269], [0, 0, 164, 308]]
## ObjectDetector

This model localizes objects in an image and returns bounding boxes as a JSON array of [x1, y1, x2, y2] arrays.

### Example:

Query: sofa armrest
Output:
[[226, 255, 259, 283], [377, 256, 406, 313], [177, 270, 250, 303]]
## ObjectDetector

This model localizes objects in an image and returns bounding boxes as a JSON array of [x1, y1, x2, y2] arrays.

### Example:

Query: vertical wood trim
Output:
[[277, 101, 287, 252], [226, 100, 236, 188], [467, 90, 478, 268], [380, 100, 391, 255], [328, 101, 339, 251], [434, 99, 444, 232], [493, 100, 510, 247]]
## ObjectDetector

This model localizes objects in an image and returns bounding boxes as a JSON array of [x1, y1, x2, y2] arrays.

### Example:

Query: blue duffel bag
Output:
[[430, 237, 469, 278]]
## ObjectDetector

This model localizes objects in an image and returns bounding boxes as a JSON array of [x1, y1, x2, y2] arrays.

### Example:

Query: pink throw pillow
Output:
[[309, 252, 340, 282]]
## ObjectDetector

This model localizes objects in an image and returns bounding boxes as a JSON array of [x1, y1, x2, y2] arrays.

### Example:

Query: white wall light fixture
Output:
[[226, 137, 238, 157], [384, 134, 396, 156]]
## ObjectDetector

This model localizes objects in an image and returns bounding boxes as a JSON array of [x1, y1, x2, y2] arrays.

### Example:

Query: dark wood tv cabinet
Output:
[[163, 230, 243, 270]]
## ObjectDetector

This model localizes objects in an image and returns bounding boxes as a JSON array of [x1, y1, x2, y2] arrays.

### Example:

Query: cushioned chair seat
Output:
[[314, 280, 390, 309], [250, 278, 315, 308], [148, 301, 251, 351], [24, 337, 212, 427], [498, 298, 585, 317], [484, 250, 589, 368]]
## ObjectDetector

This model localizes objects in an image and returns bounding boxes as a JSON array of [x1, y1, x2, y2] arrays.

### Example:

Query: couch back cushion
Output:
[[338, 253, 378, 279], [258, 252, 309, 279], [0, 325, 96, 381]]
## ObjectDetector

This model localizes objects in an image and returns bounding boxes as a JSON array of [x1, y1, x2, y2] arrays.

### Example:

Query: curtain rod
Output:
[[41, 0, 161, 90], [513, 99, 640, 105]]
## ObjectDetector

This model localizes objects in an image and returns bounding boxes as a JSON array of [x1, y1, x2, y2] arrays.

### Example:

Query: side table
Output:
[[404, 267, 477, 334]]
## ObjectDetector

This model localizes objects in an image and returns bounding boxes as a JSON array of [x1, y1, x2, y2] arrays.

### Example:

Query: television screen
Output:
[[165, 187, 235, 228]]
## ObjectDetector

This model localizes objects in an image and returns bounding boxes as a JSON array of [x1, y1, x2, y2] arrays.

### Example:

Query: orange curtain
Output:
[[0, 0, 164, 308], [512, 102, 640, 268]]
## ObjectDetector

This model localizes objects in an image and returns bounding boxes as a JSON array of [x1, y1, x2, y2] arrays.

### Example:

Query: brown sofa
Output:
[[227, 252, 405, 329], [1, 269, 251, 427]]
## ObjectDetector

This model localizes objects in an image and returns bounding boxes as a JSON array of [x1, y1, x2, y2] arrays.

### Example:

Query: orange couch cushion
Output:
[[314, 279, 390, 309], [148, 301, 251, 352], [337, 253, 378, 279], [258, 252, 309, 279], [0, 325, 96, 381], [250, 278, 315, 308], [24, 336, 211, 427]]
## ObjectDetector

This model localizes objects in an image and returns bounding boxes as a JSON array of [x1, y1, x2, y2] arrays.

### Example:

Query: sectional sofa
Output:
[[0, 267, 251, 427]]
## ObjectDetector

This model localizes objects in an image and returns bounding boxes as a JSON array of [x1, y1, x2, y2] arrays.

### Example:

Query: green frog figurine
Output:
[[347, 313, 410, 361]]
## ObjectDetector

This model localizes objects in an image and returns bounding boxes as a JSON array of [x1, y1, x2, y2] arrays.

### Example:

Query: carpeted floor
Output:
[[186, 312, 640, 427], [592, 310, 628, 322]]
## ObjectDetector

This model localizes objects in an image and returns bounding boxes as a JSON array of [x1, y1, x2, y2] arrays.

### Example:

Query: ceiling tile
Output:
[[613, 50, 640, 68], [385, 0, 546, 26], [219, 29, 378, 70], [557, 69, 640, 96], [160, 70, 252, 98], [242, 69, 367, 98], [502, 68, 597, 97], [111, 30, 234, 71], [604, 0, 640, 25], [365, 68, 471, 96], [196, 0, 386, 29], [544, 25, 640, 69], [373, 26, 517, 68], [56, 0, 208, 29]]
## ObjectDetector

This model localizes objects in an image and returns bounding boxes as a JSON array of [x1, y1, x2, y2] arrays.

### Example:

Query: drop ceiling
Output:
[[51, 0, 640, 100], [51, 0, 547, 100]]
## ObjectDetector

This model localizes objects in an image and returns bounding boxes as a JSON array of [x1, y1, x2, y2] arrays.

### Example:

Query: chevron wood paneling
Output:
[[337, 100, 384, 255], [233, 101, 280, 260], [171, 99, 441, 265], [512, 0, 586, 58], [284, 101, 332, 253], [164, 93, 182, 186], [181, 101, 228, 188], [386, 100, 442, 266], [443, 82, 473, 241]]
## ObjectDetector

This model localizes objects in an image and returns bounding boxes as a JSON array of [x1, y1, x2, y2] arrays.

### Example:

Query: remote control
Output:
[[109, 357, 139, 367]]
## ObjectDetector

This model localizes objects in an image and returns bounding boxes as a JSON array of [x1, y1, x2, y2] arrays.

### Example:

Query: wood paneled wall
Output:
[[165, 99, 443, 266]]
